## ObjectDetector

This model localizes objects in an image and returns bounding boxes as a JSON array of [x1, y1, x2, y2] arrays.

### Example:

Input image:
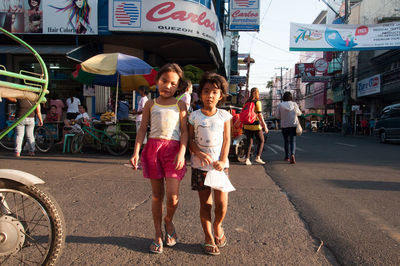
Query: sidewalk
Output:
[[0, 152, 336, 265]]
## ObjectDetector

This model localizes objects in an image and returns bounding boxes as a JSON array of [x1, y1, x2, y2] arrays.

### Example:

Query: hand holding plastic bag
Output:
[[204, 169, 236, 192]]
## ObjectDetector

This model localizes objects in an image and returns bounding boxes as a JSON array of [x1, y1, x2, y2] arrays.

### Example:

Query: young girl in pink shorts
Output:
[[130, 63, 188, 254]]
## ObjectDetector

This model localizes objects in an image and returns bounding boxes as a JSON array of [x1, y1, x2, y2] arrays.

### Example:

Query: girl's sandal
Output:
[[214, 231, 227, 248], [149, 241, 163, 254], [164, 223, 177, 247], [203, 243, 220, 256]]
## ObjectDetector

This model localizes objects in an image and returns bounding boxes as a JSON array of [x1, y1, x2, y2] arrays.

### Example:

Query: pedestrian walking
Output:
[[7, 98, 43, 157], [130, 63, 188, 254], [276, 91, 302, 164], [361, 118, 368, 136], [188, 73, 232, 256], [243, 87, 268, 165], [369, 118, 376, 136]]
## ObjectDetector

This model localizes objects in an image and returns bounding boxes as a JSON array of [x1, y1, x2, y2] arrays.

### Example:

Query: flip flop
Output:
[[149, 241, 163, 254], [203, 243, 220, 256], [215, 231, 227, 248], [164, 223, 177, 247]]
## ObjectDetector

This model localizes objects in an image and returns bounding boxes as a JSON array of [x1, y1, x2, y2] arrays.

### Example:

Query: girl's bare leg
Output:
[[150, 179, 164, 250], [164, 178, 180, 245], [213, 190, 228, 245], [198, 188, 219, 253]]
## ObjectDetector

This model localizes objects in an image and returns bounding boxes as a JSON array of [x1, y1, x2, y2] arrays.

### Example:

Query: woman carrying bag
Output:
[[276, 91, 302, 164]]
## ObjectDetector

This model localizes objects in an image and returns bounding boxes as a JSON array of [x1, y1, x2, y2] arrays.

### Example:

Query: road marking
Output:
[[270, 144, 284, 152], [267, 145, 278, 154], [335, 142, 357, 148], [270, 144, 304, 152], [359, 209, 400, 243]]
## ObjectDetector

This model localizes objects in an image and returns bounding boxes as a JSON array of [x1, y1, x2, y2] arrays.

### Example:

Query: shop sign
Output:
[[301, 76, 331, 83], [295, 63, 315, 77], [351, 105, 360, 111], [333, 87, 344, 103], [357, 74, 381, 97], [290, 22, 400, 51], [230, 76, 247, 84], [0, 0, 98, 34], [229, 0, 260, 31], [109, 0, 223, 58]]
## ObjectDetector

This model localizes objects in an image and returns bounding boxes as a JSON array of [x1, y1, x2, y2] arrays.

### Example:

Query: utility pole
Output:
[[275, 67, 288, 101], [341, 0, 350, 135]]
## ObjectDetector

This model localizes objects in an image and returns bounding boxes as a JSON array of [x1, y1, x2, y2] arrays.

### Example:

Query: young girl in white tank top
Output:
[[130, 63, 188, 254]]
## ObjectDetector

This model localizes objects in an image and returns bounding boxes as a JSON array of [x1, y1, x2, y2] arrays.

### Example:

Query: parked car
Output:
[[374, 103, 400, 143]]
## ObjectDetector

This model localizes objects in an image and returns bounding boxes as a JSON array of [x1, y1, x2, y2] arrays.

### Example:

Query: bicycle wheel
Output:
[[70, 133, 84, 154], [105, 132, 129, 156], [0, 136, 15, 151], [0, 179, 65, 265], [34, 127, 54, 153]]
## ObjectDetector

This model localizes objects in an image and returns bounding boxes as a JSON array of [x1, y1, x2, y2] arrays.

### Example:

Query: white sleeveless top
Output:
[[149, 101, 181, 141]]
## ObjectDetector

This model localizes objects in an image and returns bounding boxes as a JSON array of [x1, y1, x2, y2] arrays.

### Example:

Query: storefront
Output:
[[0, 0, 226, 128]]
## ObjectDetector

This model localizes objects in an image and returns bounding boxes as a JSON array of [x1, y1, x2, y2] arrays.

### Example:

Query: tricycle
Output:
[[0, 27, 65, 265]]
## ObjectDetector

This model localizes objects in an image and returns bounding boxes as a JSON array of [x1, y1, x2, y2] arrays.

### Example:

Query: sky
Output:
[[238, 0, 328, 92]]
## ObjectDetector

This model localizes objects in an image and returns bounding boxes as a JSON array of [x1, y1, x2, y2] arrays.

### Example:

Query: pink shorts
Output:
[[141, 138, 186, 180]]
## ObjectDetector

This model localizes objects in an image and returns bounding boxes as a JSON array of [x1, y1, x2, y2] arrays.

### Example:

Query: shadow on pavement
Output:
[[65, 235, 205, 255], [325, 180, 400, 191]]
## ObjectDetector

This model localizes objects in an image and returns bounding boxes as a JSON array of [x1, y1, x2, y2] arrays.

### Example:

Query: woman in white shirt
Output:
[[66, 94, 81, 120], [276, 91, 302, 164]]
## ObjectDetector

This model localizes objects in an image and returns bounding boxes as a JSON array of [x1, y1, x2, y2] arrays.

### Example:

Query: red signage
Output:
[[295, 63, 315, 77]]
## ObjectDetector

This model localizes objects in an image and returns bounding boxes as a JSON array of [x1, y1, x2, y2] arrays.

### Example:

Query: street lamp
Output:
[[243, 56, 255, 101]]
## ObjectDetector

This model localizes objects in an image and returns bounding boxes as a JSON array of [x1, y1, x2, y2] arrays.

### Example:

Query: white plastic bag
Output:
[[204, 169, 236, 192]]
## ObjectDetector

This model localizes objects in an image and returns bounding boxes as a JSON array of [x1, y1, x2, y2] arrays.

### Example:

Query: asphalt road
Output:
[[263, 130, 400, 265], [0, 149, 335, 265]]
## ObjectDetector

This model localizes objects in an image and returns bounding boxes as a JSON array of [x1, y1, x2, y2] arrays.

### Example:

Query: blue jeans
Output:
[[281, 127, 296, 158], [15, 117, 36, 153]]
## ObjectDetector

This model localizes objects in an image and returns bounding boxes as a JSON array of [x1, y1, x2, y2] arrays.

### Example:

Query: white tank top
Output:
[[149, 101, 181, 141]]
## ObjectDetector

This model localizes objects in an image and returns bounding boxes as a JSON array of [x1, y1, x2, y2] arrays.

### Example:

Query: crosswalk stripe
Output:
[[267, 145, 278, 154], [335, 142, 357, 148]]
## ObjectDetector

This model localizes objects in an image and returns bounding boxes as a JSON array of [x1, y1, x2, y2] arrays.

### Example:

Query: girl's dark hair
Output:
[[176, 79, 192, 96], [198, 72, 228, 106], [246, 87, 260, 103], [138, 85, 149, 94], [155, 63, 184, 96], [282, 91, 293, 101], [29, 0, 41, 10]]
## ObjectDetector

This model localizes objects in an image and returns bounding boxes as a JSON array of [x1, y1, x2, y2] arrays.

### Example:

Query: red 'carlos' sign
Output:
[[109, 0, 223, 56], [146, 2, 216, 31]]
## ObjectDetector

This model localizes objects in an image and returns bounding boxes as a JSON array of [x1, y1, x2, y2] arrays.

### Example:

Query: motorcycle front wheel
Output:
[[0, 179, 65, 266]]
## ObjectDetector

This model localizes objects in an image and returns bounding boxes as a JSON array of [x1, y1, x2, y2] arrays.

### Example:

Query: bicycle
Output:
[[70, 121, 130, 156], [0, 123, 54, 153], [0, 27, 65, 265]]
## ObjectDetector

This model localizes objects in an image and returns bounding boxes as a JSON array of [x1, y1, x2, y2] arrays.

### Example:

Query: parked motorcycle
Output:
[[0, 27, 65, 265]]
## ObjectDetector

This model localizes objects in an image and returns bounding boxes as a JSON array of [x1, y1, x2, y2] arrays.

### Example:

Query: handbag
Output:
[[296, 117, 302, 136]]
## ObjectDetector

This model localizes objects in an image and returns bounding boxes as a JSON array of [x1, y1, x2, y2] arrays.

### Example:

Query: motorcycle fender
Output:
[[0, 169, 45, 186], [233, 135, 246, 146]]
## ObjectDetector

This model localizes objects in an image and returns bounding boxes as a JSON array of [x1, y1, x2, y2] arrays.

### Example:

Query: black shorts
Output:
[[191, 168, 229, 191]]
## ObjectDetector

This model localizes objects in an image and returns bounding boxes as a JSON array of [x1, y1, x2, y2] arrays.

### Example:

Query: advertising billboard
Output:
[[290, 22, 400, 51], [0, 0, 98, 34], [357, 74, 381, 97], [108, 0, 223, 58], [229, 0, 259, 31]]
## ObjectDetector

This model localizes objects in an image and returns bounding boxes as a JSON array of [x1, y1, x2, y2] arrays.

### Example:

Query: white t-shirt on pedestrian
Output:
[[188, 109, 232, 171], [136, 95, 148, 122], [66, 97, 81, 113]]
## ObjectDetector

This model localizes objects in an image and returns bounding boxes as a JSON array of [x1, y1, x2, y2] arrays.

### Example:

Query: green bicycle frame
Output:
[[0, 27, 49, 140], [80, 125, 116, 145]]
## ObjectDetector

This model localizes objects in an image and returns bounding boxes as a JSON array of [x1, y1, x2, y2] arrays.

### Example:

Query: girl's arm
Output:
[[130, 100, 152, 169], [257, 112, 268, 133], [36, 104, 43, 126], [213, 119, 231, 171], [175, 100, 188, 170], [188, 123, 213, 166]]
